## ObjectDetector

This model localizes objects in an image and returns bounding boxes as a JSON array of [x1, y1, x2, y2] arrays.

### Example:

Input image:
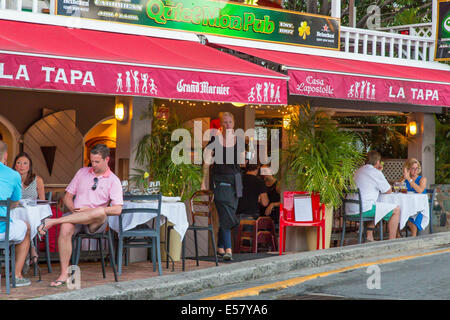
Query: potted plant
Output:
[[284, 103, 364, 249], [130, 104, 202, 201]]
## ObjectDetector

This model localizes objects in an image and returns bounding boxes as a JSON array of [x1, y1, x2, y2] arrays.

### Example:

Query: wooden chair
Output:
[[182, 190, 218, 271]]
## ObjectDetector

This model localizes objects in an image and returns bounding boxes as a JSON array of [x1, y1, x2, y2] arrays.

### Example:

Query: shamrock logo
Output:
[[298, 21, 310, 40]]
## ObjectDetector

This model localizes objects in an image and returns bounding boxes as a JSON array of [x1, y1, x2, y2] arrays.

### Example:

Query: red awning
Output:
[[219, 45, 450, 108], [0, 20, 288, 104]]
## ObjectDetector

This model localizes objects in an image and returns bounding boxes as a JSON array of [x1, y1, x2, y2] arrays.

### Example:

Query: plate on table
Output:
[[162, 196, 181, 202]]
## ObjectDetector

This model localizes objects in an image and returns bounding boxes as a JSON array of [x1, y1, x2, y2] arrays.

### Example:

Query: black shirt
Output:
[[236, 174, 268, 217], [207, 136, 242, 176]]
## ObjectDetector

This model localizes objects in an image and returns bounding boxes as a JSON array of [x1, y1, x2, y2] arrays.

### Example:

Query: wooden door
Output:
[[24, 110, 83, 184]]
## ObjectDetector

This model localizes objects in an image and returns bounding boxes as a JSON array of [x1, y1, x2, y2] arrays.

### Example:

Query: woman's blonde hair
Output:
[[403, 158, 422, 175], [219, 112, 234, 122]]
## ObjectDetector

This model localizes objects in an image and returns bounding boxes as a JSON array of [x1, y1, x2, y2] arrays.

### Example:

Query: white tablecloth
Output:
[[108, 201, 189, 239], [377, 193, 430, 229], [11, 204, 53, 240]]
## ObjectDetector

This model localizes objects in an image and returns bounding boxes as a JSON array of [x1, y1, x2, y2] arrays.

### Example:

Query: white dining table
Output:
[[11, 203, 53, 240], [377, 193, 430, 230], [108, 200, 189, 239]]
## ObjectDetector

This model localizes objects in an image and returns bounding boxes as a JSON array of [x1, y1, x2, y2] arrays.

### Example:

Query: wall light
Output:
[[231, 102, 246, 107], [283, 115, 291, 129], [407, 121, 417, 136], [115, 103, 127, 122]]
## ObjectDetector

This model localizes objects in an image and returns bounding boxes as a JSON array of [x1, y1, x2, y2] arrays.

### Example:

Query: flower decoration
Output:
[[298, 21, 310, 40]]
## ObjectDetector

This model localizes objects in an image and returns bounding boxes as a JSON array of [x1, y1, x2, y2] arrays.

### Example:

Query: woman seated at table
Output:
[[399, 158, 427, 237], [13, 152, 46, 271]]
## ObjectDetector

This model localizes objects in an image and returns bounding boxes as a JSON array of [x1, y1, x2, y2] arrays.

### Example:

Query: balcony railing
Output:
[[341, 26, 435, 62], [0, 1, 438, 63]]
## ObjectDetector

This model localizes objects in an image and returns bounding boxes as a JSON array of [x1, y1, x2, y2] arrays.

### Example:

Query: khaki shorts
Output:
[[62, 211, 108, 235]]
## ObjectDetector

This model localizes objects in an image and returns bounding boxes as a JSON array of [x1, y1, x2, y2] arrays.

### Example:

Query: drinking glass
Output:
[[393, 182, 400, 193], [401, 182, 408, 194], [155, 181, 160, 194], [121, 180, 129, 193], [148, 181, 155, 195]]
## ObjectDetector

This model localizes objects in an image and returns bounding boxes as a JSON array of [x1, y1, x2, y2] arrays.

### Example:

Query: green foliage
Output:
[[284, 103, 364, 208], [334, 115, 411, 159], [131, 104, 202, 200], [434, 114, 450, 184]]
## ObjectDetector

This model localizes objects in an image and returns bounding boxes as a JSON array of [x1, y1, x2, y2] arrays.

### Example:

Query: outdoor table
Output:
[[108, 200, 189, 240], [11, 202, 53, 241], [377, 193, 430, 230]]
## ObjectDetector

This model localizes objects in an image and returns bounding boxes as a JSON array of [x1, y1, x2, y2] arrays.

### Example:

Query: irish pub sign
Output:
[[56, 0, 340, 50]]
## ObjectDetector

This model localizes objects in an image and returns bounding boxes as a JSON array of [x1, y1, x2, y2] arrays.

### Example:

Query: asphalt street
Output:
[[175, 246, 450, 300]]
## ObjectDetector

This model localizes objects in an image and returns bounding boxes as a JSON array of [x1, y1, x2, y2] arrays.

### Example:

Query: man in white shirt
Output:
[[351, 151, 400, 241]]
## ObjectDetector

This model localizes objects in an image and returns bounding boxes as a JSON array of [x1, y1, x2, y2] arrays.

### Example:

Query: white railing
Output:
[[0, 0, 48, 13], [341, 26, 435, 62], [376, 23, 433, 38]]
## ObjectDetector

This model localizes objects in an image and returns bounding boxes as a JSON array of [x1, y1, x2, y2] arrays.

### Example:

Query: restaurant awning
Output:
[[218, 45, 450, 108], [0, 20, 288, 104]]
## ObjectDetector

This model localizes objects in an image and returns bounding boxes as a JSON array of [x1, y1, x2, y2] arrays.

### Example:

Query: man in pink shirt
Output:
[[38, 144, 123, 287]]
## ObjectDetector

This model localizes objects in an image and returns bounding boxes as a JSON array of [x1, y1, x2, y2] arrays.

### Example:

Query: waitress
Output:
[[201, 112, 244, 261], [399, 158, 427, 236]]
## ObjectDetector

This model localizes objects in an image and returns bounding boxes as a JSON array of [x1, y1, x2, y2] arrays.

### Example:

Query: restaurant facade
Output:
[[0, 0, 448, 255]]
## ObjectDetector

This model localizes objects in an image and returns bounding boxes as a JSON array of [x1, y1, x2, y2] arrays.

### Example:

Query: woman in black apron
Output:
[[201, 112, 244, 261]]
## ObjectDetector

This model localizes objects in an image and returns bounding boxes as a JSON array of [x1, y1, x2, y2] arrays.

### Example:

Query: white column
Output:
[[431, 0, 438, 60], [331, 0, 341, 18], [407, 113, 436, 186]]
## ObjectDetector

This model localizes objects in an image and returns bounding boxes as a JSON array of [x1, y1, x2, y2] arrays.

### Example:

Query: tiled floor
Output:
[[0, 258, 219, 300]]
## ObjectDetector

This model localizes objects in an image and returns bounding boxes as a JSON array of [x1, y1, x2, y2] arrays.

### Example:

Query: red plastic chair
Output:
[[279, 191, 326, 255]]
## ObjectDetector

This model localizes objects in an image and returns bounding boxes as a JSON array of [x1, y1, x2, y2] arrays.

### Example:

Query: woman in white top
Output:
[[13, 152, 46, 273]]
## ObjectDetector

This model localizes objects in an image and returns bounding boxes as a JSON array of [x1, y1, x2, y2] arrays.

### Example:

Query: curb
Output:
[[32, 231, 450, 300]]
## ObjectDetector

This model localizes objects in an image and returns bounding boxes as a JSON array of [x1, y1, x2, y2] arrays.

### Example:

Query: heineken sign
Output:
[[436, 0, 450, 61], [56, 0, 340, 50]]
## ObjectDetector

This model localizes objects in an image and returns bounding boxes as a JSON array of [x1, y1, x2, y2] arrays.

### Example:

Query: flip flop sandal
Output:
[[50, 280, 66, 288], [36, 218, 49, 242]]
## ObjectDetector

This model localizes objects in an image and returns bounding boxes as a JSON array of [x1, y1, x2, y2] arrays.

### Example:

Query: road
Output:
[[175, 246, 450, 300]]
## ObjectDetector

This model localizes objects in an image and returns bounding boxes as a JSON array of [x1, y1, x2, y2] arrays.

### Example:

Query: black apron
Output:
[[212, 173, 242, 230]]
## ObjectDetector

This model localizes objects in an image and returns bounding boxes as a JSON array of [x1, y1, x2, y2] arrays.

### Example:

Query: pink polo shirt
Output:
[[66, 167, 123, 209]]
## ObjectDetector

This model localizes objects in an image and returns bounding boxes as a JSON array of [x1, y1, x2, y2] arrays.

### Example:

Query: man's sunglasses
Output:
[[92, 177, 99, 191]]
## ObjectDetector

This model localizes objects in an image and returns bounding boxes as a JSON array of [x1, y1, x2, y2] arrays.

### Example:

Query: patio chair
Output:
[[72, 227, 118, 282], [116, 194, 162, 276], [340, 189, 383, 246], [181, 190, 218, 271], [255, 216, 277, 253], [32, 191, 53, 278], [0, 198, 16, 294], [279, 191, 326, 255]]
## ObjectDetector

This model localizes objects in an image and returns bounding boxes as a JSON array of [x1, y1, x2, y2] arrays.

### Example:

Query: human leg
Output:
[[38, 207, 107, 236], [13, 221, 31, 279], [51, 222, 76, 286], [387, 207, 400, 239]]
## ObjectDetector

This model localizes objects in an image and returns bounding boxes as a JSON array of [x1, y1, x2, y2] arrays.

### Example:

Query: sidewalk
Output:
[[23, 231, 450, 300]]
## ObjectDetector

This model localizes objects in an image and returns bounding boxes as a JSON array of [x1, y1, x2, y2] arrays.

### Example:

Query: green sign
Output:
[[56, 0, 340, 50], [436, 0, 450, 61]]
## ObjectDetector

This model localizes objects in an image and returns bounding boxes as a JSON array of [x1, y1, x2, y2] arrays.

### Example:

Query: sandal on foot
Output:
[[36, 218, 50, 241], [50, 280, 67, 288]]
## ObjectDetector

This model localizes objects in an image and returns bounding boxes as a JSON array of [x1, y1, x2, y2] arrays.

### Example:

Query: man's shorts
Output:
[[0, 219, 27, 243], [62, 211, 108, 235], [361, 205, 394, 221]]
